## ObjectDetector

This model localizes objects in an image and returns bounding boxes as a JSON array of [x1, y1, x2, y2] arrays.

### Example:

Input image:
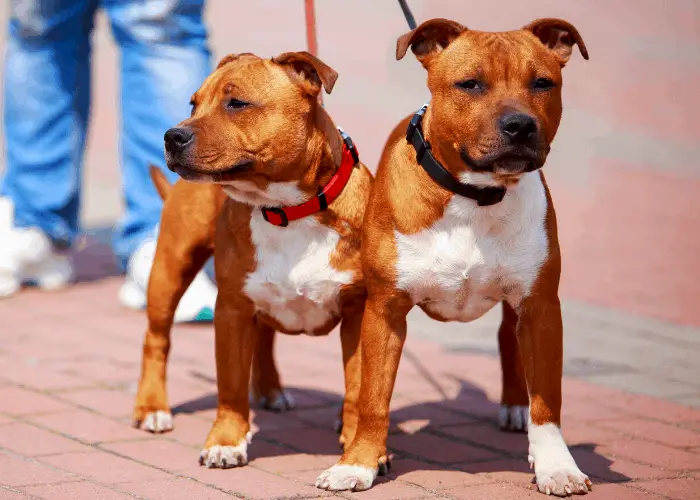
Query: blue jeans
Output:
[[1, 0, 212, 269]]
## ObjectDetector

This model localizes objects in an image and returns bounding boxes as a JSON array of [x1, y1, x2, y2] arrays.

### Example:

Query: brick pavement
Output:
[[1, 276, 700, 499]]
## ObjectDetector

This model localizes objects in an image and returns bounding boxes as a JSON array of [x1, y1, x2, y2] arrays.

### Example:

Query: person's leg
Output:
[[103, 0, 212, 269], [0, 0, 97, 297], [104, 0, 215, 321]]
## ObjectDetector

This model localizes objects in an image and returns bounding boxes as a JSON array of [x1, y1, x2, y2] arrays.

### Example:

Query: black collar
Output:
[[406, 104, 506, 207]]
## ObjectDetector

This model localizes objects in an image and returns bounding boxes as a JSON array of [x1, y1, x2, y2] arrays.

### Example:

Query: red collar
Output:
[[261, 129, 360, 227]]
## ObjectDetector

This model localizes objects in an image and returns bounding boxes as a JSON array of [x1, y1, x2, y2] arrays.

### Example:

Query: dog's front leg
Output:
[[199, 296, 256, 469], [517, 294, 591, 496], [337, 298, 365, 450], [497, 301, 530, 432], [317, 292, 411, 491]]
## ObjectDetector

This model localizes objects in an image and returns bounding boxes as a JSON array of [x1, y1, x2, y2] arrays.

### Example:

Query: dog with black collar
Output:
[[317, 17, 591, 497]]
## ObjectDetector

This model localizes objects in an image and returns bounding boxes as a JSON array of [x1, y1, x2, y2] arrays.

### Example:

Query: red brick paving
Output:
[[1, 280, 700, 499], [636, 478, 700, 500], [21, 482, 133, 500]]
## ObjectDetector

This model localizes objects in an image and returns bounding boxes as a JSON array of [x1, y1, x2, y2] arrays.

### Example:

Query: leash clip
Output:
[[406, 103, 429, 143]]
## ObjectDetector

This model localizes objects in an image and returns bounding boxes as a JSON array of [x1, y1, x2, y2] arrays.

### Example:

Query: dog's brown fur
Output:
[[158, 51, 373, 466]]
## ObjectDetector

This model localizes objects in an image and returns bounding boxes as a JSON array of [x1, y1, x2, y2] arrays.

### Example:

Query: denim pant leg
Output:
[[103, 0, 212, 269], [1, 0, 98, 247]]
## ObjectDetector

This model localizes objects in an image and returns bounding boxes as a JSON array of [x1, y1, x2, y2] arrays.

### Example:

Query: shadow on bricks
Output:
[[171, 378, 629, 487], [70, 227, 123, 283]]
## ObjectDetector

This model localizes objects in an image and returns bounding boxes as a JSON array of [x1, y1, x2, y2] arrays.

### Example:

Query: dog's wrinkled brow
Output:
[[223, 83, 240, 95]]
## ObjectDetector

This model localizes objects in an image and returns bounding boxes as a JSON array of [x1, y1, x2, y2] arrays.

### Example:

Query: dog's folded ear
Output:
[[273, 51, 338, 97], [396, 18, 466, 68], [524, 18, 589, 64], [216, 52, 259, 70], [217, 54, 238, 70]]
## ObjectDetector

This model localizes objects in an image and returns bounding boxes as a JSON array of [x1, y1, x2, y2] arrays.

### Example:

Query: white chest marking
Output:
[[244, 212, 353, 333], [223, 180, 304, 207], [394, 172, 548, 322]]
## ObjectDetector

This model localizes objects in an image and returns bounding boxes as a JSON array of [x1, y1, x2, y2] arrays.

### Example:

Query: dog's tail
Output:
[[149, 165, 172, 201]]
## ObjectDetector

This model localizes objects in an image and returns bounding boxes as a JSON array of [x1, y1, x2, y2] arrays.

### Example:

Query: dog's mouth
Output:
[[491, 155, 536, 174], [460, 147, 545, 175], [167, 160, 253, 183]]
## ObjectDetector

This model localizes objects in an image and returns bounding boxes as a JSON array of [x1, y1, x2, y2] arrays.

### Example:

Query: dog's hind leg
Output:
[[250, 321, 294, 412], [497, 300, 530, 433]]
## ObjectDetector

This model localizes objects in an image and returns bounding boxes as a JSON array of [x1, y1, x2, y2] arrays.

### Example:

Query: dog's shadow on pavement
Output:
[[171, 378, 629, 488], [70, 229, 122, 283], [69, 228, 218, 283]]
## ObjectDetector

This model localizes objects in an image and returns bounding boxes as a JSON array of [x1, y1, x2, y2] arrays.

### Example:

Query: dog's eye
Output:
[[226, 98, 248, 110], [457, 79, 483, 92], [533, 78, 555, 90], [189, 100, 196, 115]]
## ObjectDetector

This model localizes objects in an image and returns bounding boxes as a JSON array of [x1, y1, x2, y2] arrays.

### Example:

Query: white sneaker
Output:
[[0, 197, 74, 298], [118, 230, 217, 323]]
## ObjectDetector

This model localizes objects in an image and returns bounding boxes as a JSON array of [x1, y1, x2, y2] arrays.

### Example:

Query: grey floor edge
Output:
[[408, 299, 700, 409]]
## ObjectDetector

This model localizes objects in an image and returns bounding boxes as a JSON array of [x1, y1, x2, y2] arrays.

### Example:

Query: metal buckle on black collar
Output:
[[406, 104, 428, 143], [338, 128, 360, 167], [261, 206, 289, 227]]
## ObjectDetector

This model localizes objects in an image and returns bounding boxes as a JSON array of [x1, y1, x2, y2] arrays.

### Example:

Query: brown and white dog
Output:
[[159, 51, 373, 467], [317, 18, 590, 497]]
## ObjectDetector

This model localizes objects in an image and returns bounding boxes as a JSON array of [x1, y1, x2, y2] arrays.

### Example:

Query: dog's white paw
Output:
[[250, 390, 295, 412], [199, 434, 251, 469], [529, 423, 591, 496], [315, 464, 377, 491], [139, 411, 174, 433], [535, 465, 592, 496], [498, 404, 529, 432]]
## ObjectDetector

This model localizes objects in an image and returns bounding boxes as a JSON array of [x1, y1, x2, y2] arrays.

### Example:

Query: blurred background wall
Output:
[[1, 0, 698, 326]]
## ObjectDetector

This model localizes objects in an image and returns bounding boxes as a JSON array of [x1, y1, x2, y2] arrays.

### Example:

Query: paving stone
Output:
[[21, 481, 133, 500], [29, 411, 141, 444], [0, 453, 75, 486], [0, 423, 88, 457], [39, 451, 170, 484], [635, 478, 700, 500], [596, 418, 700, 449], [0, 387, 75, 416], [182, 465, 326, 499]]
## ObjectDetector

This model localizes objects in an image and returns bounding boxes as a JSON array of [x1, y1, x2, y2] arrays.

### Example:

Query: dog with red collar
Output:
[[317, 17, 590, 496], [162, 51, 373, 467]]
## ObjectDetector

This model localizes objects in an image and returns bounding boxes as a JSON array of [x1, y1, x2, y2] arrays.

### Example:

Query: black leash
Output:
[[397, 0, 417, 29]]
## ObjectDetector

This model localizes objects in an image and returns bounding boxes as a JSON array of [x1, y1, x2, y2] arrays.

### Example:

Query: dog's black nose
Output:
[[499, 113, 537, 144], [164, 127, 194, 152]]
